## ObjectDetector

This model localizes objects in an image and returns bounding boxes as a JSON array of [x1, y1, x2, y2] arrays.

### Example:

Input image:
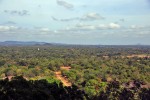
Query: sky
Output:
[[0, 0, 150, 45]]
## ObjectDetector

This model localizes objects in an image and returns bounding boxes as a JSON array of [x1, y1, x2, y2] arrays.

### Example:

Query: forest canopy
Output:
[[0, 45, 149, 99]]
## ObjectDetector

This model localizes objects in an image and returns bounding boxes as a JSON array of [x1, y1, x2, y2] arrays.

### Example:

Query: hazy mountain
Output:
[[0, 41, 47, 46]]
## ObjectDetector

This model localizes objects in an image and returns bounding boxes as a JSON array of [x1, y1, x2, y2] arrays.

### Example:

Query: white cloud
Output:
[[0, 25, 18, 31], [130, 25, 145, 29], [109, 23, 120, 29], [75, 24, 96, 30], [81, 13, 104, 21], [96, 24, 107, 29], [39, 28, 50, 32], [65, 23, 121, 31], [56, 0, 74, 9]]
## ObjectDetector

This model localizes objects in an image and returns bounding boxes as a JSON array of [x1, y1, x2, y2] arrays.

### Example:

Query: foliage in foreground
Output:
[[0, 76, 150, 100], [0, 76, 87, 100]]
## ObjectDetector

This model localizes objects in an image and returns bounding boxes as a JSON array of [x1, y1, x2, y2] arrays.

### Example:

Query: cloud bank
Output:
[[65, 23, 121, 31], [52, 13, 104, 22]]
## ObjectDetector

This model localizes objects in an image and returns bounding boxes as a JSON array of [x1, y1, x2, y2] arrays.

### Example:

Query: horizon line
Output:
[[0, 40, 150, 46]]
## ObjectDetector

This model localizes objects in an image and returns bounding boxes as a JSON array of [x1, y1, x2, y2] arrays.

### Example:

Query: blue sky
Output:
[[0, 0, 150, 45]]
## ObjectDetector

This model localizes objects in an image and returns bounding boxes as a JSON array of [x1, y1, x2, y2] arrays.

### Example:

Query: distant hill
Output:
[[0, 41, 50, 46], [0, 41, 150, 48]]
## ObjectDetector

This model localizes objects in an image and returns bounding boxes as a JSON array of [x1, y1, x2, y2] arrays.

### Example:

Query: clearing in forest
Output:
[[55, 66, 72, 87], [126, 54, 150, 58]]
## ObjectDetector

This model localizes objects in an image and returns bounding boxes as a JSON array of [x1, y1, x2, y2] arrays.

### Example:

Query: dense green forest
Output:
[[0, 45, 150, 99]]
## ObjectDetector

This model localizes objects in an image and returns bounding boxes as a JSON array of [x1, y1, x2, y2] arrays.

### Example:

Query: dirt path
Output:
[[55, 66, 72, 87]]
